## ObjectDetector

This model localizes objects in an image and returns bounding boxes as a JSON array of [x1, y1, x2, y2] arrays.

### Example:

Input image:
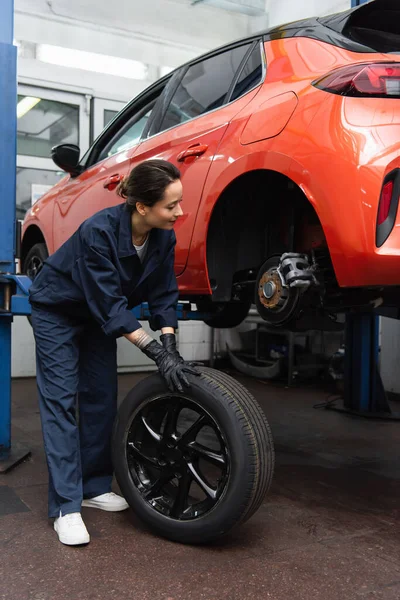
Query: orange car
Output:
[[21, 0, 400, 330]]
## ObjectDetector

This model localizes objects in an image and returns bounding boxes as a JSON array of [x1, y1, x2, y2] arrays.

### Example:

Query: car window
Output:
[[83, 80, 171, 168], [99, 102, 155, 161], [321, 3, 400, 54], [229, 43, 263, 102], [159, 43, 252, 133]]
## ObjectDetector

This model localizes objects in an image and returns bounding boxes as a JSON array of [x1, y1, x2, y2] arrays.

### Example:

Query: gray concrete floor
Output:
[[1, 370, 400, 600]]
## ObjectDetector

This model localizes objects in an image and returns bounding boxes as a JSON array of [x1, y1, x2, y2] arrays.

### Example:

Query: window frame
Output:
[[80, 74, 175, 169], [91, 98, 127, 141], [17, 84, 90, 171], [225, 40, 265, 104], [96, 98, 157, 162]]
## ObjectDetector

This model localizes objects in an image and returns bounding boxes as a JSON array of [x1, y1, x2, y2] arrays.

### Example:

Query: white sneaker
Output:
[[81, 492, 129, 512], [54, 512, 90, 546]]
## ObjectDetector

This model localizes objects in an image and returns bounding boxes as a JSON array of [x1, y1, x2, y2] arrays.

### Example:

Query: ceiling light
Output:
[[191, 0, 265, 16], [17, 96, 41, 119], [36, 45, 148, 80]]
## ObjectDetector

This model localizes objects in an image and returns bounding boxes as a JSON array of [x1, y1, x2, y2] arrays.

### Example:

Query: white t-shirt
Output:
[[134, 236, 149, 263]]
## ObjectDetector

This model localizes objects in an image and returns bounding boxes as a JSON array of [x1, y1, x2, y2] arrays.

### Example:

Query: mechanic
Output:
[[29, 159, 199, 546]]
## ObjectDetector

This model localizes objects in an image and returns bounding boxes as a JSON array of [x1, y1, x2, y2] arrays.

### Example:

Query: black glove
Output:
[[160, 333, 202, 368], [160, 333, 184, 362], [142, 340, 200, 393]]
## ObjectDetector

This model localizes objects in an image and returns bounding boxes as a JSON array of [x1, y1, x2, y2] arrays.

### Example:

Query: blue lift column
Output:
[[342, 313, 396, 418], [0, 0, 31, 471]]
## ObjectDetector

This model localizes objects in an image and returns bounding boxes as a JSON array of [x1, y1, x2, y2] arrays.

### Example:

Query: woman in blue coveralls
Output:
[[29, 159, 199, 546]]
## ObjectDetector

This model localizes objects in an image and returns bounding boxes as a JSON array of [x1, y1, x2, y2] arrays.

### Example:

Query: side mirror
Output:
[[51, 144, 82, 176]]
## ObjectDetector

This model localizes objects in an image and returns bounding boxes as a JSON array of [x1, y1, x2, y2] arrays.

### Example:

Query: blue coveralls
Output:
[[29, 203, 178, 517]]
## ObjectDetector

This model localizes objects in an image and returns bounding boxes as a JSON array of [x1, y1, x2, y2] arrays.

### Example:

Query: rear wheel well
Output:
[[21, 226, 47, 267], [206, 170, 330, 302]]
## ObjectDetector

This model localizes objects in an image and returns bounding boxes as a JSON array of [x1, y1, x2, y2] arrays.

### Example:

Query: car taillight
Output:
[[313, 63, 400, 97], [377, 180, 393, 225], [376, 170, 400, 248]]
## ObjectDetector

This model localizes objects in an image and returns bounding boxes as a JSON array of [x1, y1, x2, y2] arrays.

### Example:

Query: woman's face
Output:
[[139, 179, 184, 230]]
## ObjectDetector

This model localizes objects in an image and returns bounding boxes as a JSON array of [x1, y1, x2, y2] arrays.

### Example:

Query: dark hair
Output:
[[117, 159, 181, 213]]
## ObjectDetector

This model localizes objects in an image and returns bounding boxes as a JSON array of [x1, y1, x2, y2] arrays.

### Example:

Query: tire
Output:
[[23, 243, 48, 281], [112, 367, 274, 544], [196, 300, 251, 328], [23, 243, 48, 325]]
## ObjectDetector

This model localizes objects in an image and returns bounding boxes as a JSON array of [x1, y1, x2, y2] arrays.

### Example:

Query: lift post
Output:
[[0, 0, 31, 471], [341, 312, 399, 419]]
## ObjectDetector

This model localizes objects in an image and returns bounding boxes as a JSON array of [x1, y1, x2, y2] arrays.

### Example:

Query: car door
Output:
[[129, 41, 263, 275], [52, 84, 165, 249]]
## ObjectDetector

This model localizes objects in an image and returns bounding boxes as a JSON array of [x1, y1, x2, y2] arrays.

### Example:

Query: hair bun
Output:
[[116, 178, 128, 199]]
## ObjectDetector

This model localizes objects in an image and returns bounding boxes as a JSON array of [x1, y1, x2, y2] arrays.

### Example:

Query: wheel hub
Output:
[[258, 270, 287, 310], [161, 443, 183, 464], [263, 280, 276, 299]]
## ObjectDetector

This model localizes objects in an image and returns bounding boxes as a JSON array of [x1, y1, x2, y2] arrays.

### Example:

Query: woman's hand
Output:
[[160, 333, 184, 362], [160, 332, 202, 368], [142, 340, 199, 393]]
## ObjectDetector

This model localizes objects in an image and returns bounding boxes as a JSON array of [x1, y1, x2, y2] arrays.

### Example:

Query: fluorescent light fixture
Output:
[[17, 96, 41, 119], [36, 44, 148, 80], [191, 0, 265, 16]]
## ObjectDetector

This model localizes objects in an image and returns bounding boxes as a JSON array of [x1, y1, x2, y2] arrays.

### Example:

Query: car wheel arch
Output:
[[204, 168, 332, 303], [21, 225, 50, 268]]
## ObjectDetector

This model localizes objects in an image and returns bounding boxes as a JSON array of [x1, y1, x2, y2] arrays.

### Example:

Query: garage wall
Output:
[[11, 317, 165, 377]]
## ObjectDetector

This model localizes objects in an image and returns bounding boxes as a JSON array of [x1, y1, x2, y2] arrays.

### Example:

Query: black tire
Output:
[[23, 243, 48, 281], [196, 300, 251, 328], [112, 367, 274, 544], [23, 242, 48, 325]]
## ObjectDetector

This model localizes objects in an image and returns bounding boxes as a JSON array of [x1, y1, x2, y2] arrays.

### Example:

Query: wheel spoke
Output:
[[128, 442, 159, 469], [170, 471, 192, 518], [187, 462, 217, 499], [178, 414, 208, 446], [141, 415, 161, 442], [163, 402, 181, 441], [187, 442, 226, 467], [142, 471, 173, 500]]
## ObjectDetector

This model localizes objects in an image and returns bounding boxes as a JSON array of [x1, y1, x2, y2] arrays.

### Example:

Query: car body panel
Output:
[[240, 91, 298, 145], [52, 148, 135, 249], [126, 83, 262, 275]]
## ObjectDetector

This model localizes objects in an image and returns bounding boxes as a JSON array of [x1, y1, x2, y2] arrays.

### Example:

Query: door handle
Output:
[[103, 173, 124, 189], [177, 144, 208, 162]]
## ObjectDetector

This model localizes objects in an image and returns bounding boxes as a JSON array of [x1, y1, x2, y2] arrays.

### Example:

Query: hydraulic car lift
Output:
[[0, 0, 398, 473]]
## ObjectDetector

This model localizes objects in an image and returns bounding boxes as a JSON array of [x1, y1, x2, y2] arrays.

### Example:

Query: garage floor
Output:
[[1, 371, 400, 600]]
